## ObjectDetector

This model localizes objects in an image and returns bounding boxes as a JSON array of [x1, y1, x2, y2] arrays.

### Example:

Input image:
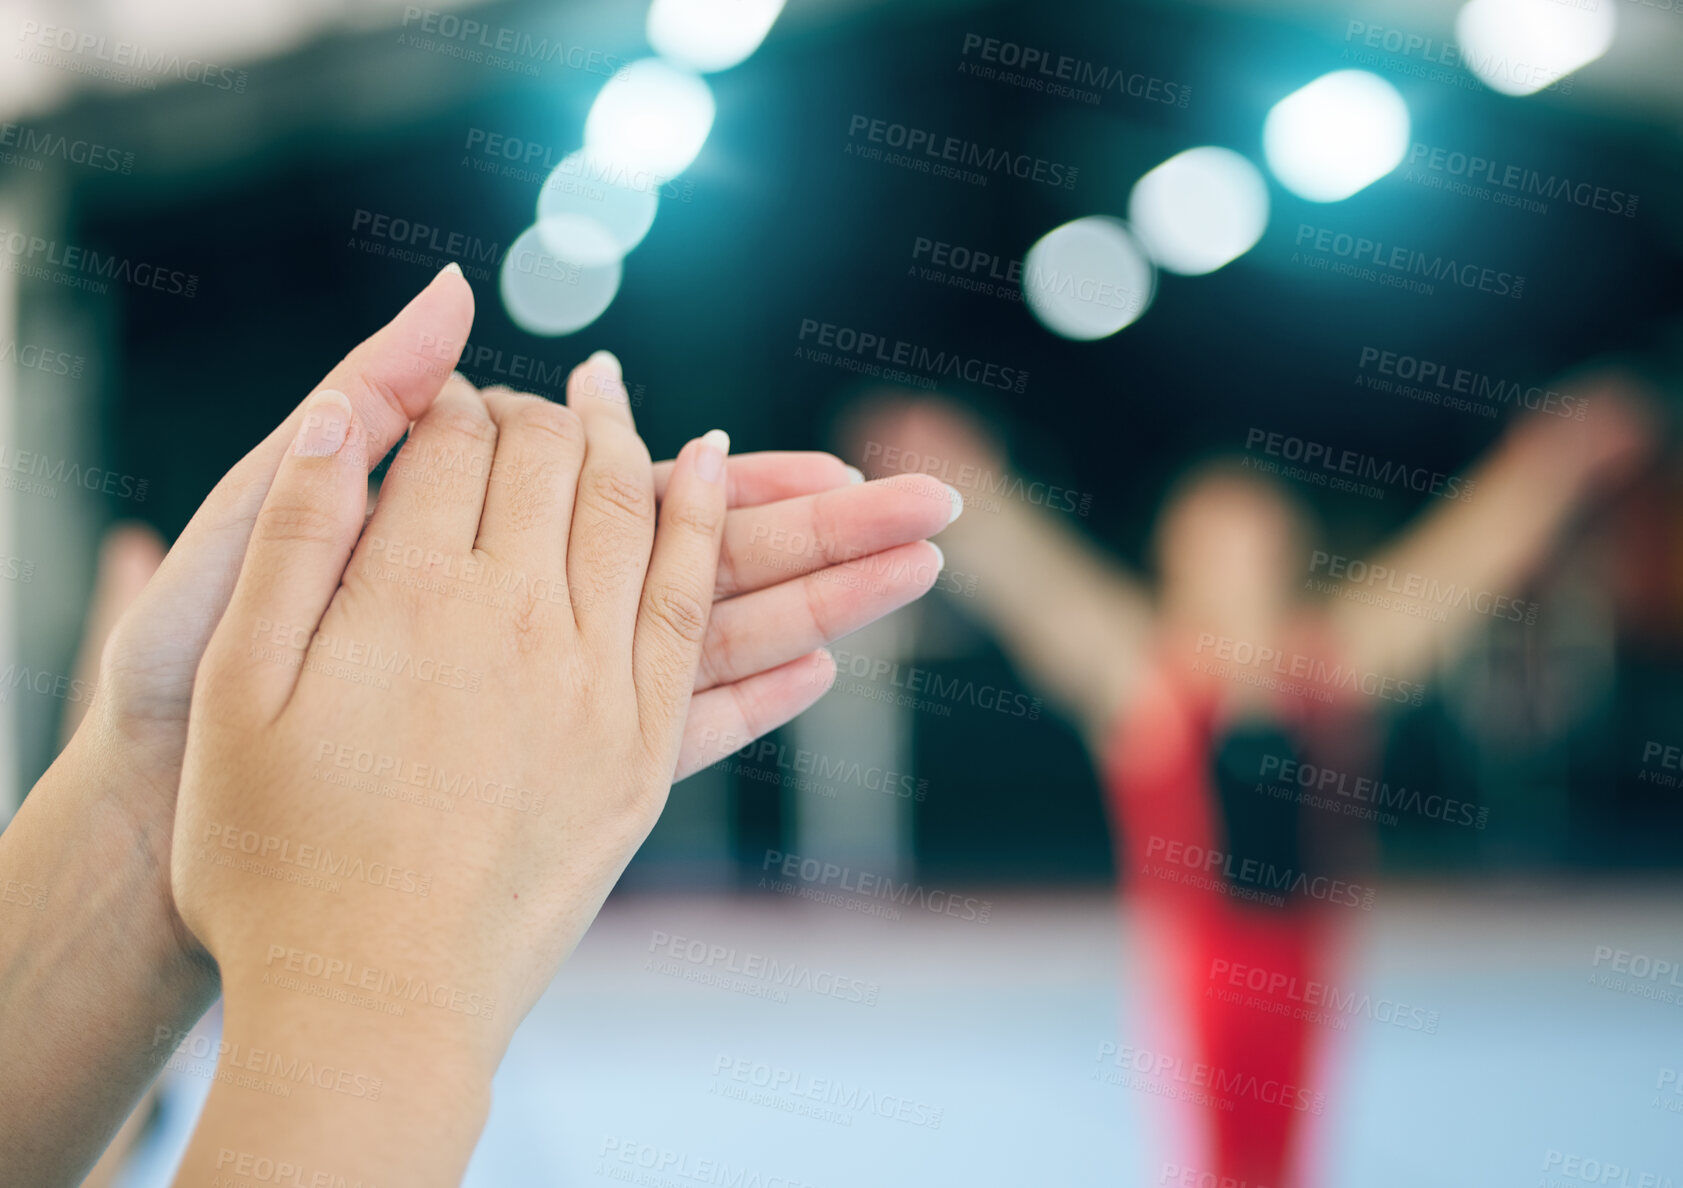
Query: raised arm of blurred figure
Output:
[[848, 395, 1155, 749], [1328, 370, 1658, 684]]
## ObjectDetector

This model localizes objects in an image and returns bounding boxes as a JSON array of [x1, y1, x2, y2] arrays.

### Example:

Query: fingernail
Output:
[[294, 389, 353, 457], [697, 429, 729, 484], [582, 350, 627, 405], [944, 483, 964, 525], [440, 261, 463, 279], [927, 542, 945, 571], [844, 465, 865, 485]]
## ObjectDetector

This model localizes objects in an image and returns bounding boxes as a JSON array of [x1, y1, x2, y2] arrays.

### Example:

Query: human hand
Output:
[[169, 369, 728, 1181]]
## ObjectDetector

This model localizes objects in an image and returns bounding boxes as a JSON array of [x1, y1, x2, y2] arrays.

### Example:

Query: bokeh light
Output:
[[646, 0, 786, 73], [1455, 0, 1616, 97], [1263, 70, 1411, 202], [1128, 146, 1270, 276], [499, 222, 624, 337], [1022, 217, 1155, 341], [584, 57, 716, 178], [536, 151, 659, 268]]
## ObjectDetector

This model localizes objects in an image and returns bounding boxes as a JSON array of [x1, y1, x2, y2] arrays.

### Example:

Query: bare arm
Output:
[[850, 396, 1154, 746], [1330, 371, 1656, 683]]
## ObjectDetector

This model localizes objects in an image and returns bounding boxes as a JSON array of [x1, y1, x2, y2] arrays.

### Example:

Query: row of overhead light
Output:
[[499, 0, 785, 335], [498, 0, 1615, 341], [1024, 0, 1618, 341]]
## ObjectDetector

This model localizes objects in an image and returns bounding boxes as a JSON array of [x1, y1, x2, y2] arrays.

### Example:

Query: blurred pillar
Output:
[[788, 609, 915, 880]]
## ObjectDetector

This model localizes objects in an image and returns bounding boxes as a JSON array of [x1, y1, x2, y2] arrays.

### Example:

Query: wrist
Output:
[[174, 989, 498, 1187]]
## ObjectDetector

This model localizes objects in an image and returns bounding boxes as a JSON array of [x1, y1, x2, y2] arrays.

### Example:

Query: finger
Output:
[[100, 267, 474, 719], [651, 452, 860, 505], [696, 541, 941, 692], [634, 429, 729, 762], [363, 375, 496, 553], [63, 523, 166, 745], [675, 650, 838, 782], [566, 351, 655, 637], [205, 390, 371, 720], [473, 390, 587, 583], [714, 473, 960, 599]]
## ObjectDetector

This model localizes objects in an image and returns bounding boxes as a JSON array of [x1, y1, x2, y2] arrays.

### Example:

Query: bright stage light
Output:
[[500, 222, 623, 337], [1263, 70, 1411, 202], [1129, 146, 1269, 276], [647, 0, 786, 73], [584, 58, 716, 179], [1022, 217, 1154, 341], [535, 151, 659, 268], [1455, 0, 1615, 97]]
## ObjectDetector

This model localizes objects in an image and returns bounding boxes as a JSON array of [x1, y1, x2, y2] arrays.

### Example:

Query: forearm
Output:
[[0, 749, 219, 1185]]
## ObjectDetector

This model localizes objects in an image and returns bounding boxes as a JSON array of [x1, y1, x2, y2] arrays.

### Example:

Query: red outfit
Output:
[[1106, 648, 1367, 1186]]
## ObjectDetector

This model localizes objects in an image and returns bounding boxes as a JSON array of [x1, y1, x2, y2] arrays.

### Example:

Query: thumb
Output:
[[201, 389, 371, 721]]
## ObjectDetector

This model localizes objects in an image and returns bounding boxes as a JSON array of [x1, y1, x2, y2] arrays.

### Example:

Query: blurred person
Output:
[[0, 268, 962, 1185], [847, 379, 1655, 1186]]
